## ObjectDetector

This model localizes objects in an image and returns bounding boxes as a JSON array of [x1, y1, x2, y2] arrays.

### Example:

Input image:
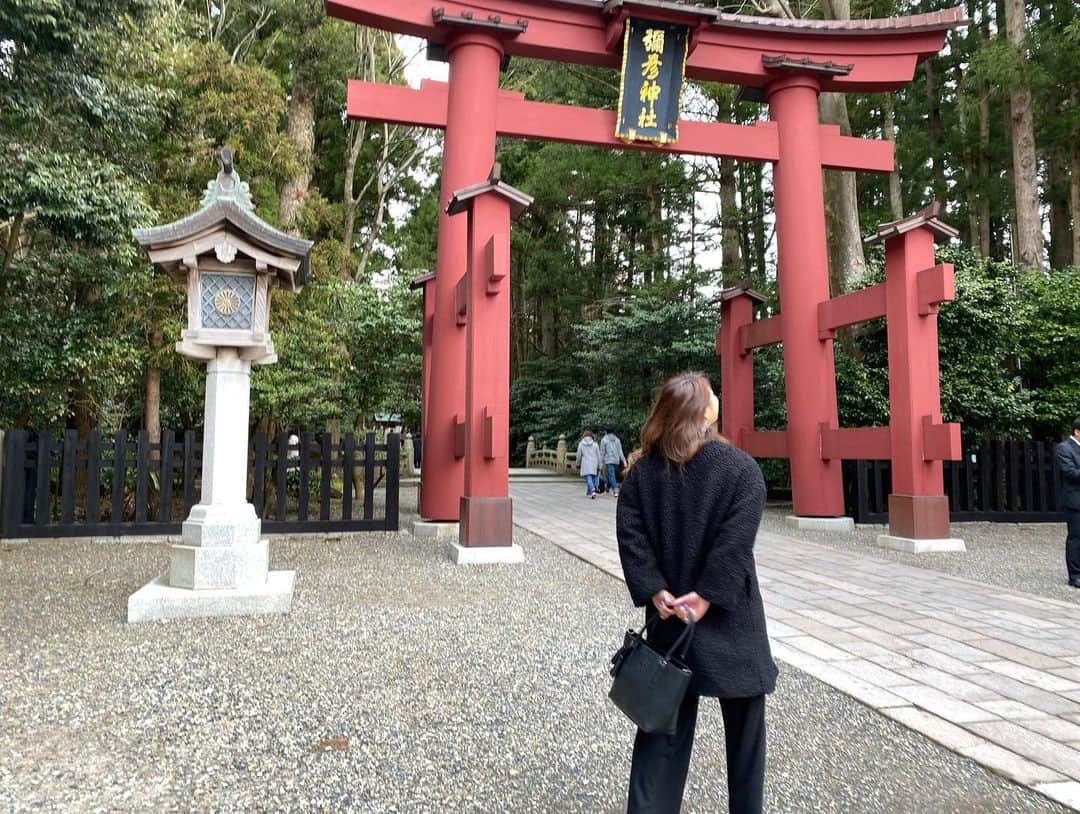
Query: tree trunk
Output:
[[881, 94, 903, 220], [956, 80, 979, 247], [1073, 138, 1080, 266], [1003, 0, 1044, 270], [750, 164, 767, 281], [278, 77, 315, 233], [977, 91, 993, 256], [145, 328, 163, 458], [342, 120, 366, 261], [719, 158, 741, 287], [977, 0, 993, 256], [1048, 147, 1073, 269], [818, 0, 866, 295], [925, 60, 946, 202], [819, 92, 867, 295], [540, 295, 556, 357]]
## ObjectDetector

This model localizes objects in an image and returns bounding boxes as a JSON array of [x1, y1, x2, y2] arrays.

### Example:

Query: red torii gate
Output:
[[326, 0, 965, 550]]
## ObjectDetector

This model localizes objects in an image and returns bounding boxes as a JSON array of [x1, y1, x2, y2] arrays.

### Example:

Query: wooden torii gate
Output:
[[326, 0, 965, 551]]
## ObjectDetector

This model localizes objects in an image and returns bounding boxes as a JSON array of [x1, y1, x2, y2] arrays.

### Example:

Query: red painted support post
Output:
[[409, 272, 436, 448], [447, 166, 533, 550], [767, 75, 845, 518], [421, 32, 505, 521], [873, 206, 962, 543], [718, 284, 766, 447]]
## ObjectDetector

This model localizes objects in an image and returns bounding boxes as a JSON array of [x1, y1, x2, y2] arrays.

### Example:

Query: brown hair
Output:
[[582, 429, 594, 438], [628, 372, 723, 469]]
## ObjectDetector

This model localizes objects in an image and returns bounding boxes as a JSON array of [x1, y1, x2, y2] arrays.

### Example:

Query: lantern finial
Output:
[[200, 145, 254, 211]]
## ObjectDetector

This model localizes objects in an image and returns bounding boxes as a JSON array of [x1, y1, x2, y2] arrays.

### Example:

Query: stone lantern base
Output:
[[128, 506, 295, 623], [127, 570, 295, 623]]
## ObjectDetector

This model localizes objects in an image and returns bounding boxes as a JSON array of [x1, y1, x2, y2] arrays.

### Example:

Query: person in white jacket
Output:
[[576, 430, 602, 498], [600, 427, 628, 497]]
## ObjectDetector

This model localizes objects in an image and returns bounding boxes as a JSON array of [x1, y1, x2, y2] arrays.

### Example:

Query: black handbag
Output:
[[608, 611, 695, 735]]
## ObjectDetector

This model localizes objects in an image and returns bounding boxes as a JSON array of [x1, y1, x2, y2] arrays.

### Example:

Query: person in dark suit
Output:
[[1056, 418, 1080, 587], [616, 372, 777, 814]]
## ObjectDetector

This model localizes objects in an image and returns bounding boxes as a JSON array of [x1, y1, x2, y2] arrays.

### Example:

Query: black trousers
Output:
[[1067, 509, 1080, 582], [627, 693, 766, 814]]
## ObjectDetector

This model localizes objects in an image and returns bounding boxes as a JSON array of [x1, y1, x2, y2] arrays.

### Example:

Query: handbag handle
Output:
[[642, 610, 696, 663], [663, 611, 695, 663]]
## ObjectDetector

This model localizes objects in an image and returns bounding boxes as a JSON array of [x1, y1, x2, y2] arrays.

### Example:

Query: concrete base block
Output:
[[127, 570, 295, 623], [235, 541, 270, 587], [182, 502, 261, 547], [784, 515, 855, 533], [876, 534, 966, 553], [169, 544, 235, 589], [412, 520, 459, 541], [446, 541, 524, 565], [169, 541, 268, 589]]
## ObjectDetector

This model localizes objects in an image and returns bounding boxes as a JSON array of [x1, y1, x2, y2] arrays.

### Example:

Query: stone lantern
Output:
[[127, 148, 313, 623]]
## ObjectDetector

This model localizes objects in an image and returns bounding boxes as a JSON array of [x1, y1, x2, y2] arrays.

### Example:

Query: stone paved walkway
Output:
[[512, 480, 1080, 812]]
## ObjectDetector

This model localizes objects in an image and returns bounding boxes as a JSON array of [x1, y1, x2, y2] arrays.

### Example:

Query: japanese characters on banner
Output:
[[615, 18, 691, 144]]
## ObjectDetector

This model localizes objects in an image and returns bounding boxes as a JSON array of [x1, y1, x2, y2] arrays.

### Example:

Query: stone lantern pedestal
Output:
[[127, 149, 312, 623]]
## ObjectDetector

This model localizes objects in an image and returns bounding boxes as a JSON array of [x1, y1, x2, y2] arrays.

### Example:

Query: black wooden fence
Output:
[[1, 429, 399, 538], [844, 439, 1067, 524]]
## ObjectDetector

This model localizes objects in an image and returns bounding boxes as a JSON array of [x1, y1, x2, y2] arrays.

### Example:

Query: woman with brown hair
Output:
[[616, 371, 776, 814]]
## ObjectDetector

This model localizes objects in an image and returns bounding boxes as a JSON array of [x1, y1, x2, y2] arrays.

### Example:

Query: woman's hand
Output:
[[651, 589, 678, 620], [671, 591, 710, 623]]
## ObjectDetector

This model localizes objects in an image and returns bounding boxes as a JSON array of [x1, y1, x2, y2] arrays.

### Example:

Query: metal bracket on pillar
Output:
[[916, 263, 955, 316]]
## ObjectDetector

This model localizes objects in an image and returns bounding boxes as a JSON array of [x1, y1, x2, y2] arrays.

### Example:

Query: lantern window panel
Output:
[[201, 272, 256, 331]]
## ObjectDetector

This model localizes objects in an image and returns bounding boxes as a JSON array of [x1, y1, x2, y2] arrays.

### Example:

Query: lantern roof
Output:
[[132, 148, 314, 289]]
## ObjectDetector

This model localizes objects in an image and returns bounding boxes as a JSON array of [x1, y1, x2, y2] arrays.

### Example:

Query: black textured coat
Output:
[[616, 440, 778, 698], [1056, 439, 1080, 511]]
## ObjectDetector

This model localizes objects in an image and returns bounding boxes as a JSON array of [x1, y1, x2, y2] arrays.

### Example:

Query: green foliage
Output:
[[1018, 265, 1080, 437], [511, 295, 717, 458]]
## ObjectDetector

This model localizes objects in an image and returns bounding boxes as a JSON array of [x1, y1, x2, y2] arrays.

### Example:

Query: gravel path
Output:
[[0, 524, 1069, 813], [760, 506, 1077, 605]]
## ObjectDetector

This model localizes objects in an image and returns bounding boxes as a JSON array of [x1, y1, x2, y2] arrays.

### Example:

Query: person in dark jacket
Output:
[[616, 371, 777, 814], [1056, 418, 1080, 586]]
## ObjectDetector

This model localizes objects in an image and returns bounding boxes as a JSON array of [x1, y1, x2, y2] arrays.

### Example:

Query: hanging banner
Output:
[[615, 18, 690, 144]]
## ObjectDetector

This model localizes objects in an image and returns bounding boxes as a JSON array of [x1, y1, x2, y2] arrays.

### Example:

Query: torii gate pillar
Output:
[[445, 165, 533, 563], [768, 75, 846, 520], [421, 31, 506, 522]]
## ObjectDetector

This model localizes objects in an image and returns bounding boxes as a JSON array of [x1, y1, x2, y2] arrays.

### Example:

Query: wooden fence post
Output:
[[402, 434, 415, 476], [385, 432, 400, 530], [0, 429, 5, 531]]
